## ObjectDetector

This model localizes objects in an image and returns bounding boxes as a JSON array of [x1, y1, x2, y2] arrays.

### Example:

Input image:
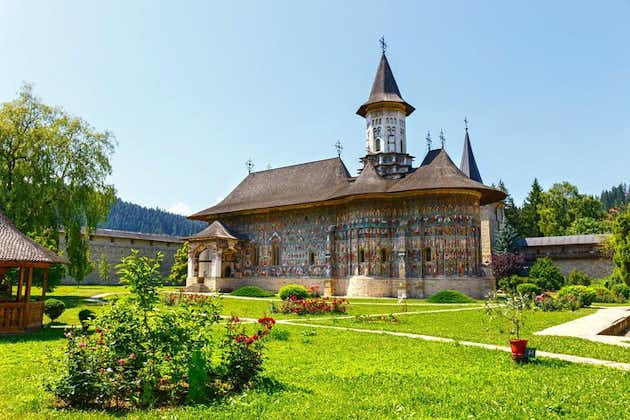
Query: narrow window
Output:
[[308, 251, 315, 266], [252, 245, 259, 266], [375, 138, 381, 152], [424, 247, 432, 262], [380, 248, 388, 262], [272, 243, 280, 265], [359, 248, 366, 263]]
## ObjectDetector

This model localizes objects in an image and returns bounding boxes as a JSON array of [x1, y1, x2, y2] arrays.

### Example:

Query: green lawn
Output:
[[1, 324, 629, 419], [302, 308, 630, 363], [2, 286, 629, 418]]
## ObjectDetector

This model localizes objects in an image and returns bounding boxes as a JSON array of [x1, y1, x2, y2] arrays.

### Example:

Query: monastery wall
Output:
[[59, 230, 183, 284]]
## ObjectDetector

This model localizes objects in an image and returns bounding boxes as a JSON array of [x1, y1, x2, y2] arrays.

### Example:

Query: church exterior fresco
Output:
[[215, 193, 481, 283]]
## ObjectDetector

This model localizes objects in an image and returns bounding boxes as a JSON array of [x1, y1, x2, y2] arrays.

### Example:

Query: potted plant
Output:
[[486, 292, 531, 362]]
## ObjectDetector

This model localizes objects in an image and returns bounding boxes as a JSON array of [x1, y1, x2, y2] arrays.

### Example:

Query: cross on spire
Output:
[[426, 130, 432, 152], [334, 139, 343, 157], [464, 116, 469, 131], [379, 36, 387, 54], [246, 158, 254, 174], [439, 129, 446, 149]]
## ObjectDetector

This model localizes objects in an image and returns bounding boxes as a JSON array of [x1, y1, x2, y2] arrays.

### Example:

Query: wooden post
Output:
[[25, 267, 33, 303], [16, 267, 24, 302], [42, 269, 48, 300]]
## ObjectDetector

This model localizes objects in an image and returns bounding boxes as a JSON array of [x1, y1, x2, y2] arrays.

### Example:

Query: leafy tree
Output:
[[0, 84, 115, 282], [493, 219, 520, 254], [566, 217, 609, 235], [610, 207, 630, 285], [537, 182, 604, 236], [96, 254, 112, 284], [528, 257, 565, 291], [168, 241, 189, 285], [519, 178, 543, 237]]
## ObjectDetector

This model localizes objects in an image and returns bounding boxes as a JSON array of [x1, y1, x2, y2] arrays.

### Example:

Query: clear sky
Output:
[[1, 1, 628, 215]]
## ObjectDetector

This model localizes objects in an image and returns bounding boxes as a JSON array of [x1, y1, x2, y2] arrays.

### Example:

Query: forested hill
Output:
[[100, 199, 206, 237], [600, 183, 629, 211]]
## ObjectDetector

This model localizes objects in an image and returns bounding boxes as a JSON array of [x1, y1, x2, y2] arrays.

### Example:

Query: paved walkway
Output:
[[536, 306, 630, 347], [279, 320, 630, 372]]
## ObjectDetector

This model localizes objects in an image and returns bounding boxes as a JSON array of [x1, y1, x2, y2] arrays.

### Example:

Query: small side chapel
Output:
[[186, 45, 506, 298]]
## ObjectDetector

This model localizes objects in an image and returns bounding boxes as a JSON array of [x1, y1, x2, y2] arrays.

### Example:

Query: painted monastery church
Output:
[[186, 50, 506, 298]]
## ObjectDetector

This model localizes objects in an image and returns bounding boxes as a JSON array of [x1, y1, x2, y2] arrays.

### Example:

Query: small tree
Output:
[[116, 250, 164, 314], [168, 242, 189, 285], [493, 219, 520, 255], [96, 254, 112, 284], [529, 257, 565, 291], [485, 292, 530, 339]]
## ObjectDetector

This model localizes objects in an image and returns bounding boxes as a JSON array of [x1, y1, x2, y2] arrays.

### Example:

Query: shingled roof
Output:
[[188, 220, 244, 241], [190, 150, 505, 220], [460, 128, 483, 183], [0, 211, 68, 266], [356, 53, 415, 117]]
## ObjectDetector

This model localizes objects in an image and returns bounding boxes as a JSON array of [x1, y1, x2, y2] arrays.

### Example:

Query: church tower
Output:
[[357, 43, 415, 178]]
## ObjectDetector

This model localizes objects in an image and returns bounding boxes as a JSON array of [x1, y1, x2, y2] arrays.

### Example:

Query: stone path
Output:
[[278, 320, 630, 372], [536, 306, 630, 348]]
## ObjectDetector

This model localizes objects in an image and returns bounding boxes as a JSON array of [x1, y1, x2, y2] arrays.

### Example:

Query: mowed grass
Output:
[[1, 324, 629, 419], [304, 308, 630, 363]]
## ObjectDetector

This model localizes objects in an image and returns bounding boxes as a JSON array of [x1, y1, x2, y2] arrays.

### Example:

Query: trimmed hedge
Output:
[[44, 298, 66, 322], [230, 286, 275, 298], [426, 290, 475, 304], [516, 283, 542, 297], [278, 284, 310, 301]]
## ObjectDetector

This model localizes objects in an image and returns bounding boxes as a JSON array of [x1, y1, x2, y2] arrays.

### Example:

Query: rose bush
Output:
[[275, 296, 348, 315]]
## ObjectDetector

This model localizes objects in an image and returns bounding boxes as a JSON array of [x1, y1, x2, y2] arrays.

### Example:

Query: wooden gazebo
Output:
[[0, 211, 68, 333]]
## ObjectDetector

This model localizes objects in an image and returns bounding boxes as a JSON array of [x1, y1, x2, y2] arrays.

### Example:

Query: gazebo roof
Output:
[[0, 211, 68, 267]]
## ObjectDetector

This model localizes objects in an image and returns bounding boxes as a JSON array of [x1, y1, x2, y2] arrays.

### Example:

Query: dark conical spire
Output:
[[356, 52, 414, 117], [459, 125, 483, 183]]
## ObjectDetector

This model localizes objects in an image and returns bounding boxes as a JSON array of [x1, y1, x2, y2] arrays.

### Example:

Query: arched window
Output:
[[272, 243, 281, 266], [380, 248, 388, 262], [375, 138, 381, 152], [424, 247, 432, 262], [308, 251, 315, 266], [358, 248, 366, 263]]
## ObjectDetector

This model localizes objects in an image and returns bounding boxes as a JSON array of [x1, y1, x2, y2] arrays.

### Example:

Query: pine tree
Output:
[[493, 219, 520, 255], [519, 178, 543, 237], [496, 180, 521, 234]]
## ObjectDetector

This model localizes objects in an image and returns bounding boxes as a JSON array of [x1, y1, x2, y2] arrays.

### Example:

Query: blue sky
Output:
[[1, 1, 628, 215]]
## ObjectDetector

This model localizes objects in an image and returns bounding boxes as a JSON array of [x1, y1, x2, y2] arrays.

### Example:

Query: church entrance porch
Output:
[[186, 221, 244, 292]]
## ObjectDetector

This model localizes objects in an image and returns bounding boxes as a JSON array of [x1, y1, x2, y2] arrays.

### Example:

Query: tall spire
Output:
[[459, 119, 483, 183], [356, 48, 414, 117]]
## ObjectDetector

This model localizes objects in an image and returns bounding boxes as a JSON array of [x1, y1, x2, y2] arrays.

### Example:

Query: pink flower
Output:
[[117, 358, 127, 366], [79, 342, 87, 348], [129, 353, 136, 360]]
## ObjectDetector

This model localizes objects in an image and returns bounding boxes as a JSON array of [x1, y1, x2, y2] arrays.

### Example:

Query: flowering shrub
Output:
[[533, 292, 564, 312], [47, 251, 274, 409], [275, 296, 348, 315]]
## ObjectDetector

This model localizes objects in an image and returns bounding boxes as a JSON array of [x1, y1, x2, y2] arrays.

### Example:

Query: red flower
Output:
[[231, 316, 241, 323], [79, 342, 87, 348]]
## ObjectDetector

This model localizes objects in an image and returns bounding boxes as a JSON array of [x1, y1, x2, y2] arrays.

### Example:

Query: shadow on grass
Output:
[[0, 326, 66, 343]]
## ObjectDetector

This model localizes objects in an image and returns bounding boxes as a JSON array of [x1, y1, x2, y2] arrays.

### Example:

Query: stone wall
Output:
[[59, 229, 183, 284], [551, 258, 613, 279]]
